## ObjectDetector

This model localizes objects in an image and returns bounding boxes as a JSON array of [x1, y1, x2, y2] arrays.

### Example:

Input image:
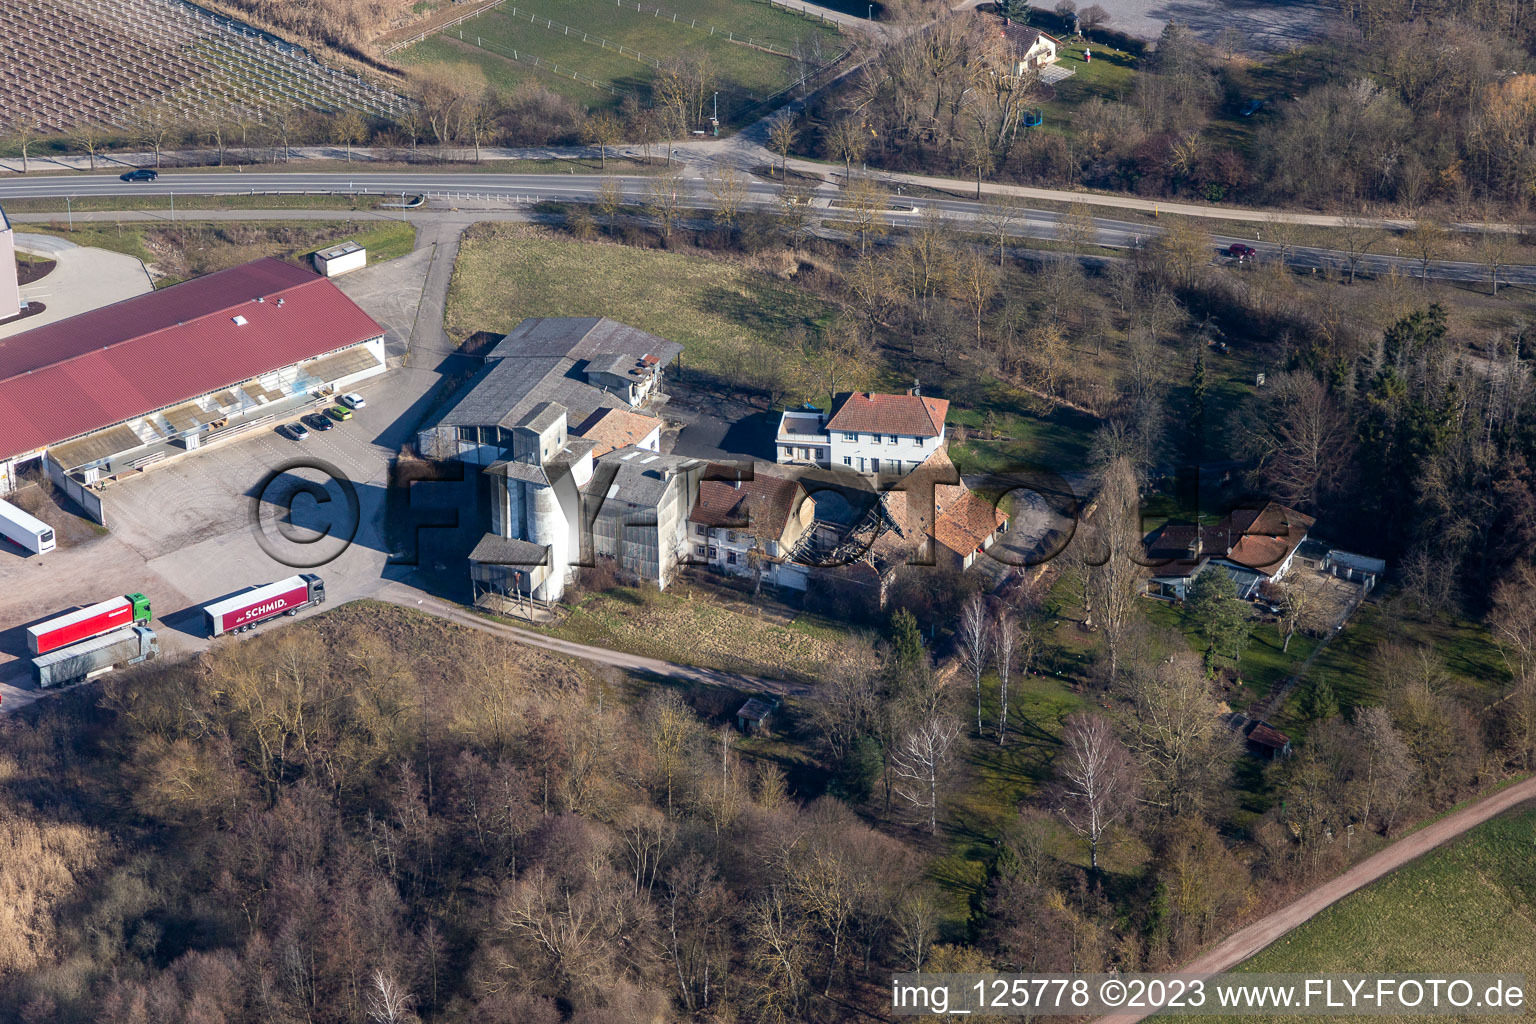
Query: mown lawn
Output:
[[1144, 597, 1318, 710], [1209, 801, 1536, 1023], [445, 223, 841, 389]]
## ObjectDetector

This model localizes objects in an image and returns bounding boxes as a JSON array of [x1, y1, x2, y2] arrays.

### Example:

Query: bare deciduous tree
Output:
[[767, 112, 799, 178], [582, 111, 622, 170], [595, 176, 625, 233], [958, 594, 991, 733], [1054, 713, 1137, 871], [645, 170, 688, 242], [993, 607, 1016, 744], [1086, 457, 1145, 680], [707, 167, 749, 231], [980, 193, 1028, 266], [366, 970, 420, 1024], [892, 715, 960, 834]]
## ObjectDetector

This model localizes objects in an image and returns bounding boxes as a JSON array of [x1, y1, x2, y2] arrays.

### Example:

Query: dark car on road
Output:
[[303, 412, 335, 432], [120, 169, 159, 182], [1227, 243, 1257, 261]]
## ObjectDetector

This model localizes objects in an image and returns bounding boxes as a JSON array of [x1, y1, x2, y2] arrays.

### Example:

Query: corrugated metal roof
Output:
[[0, 258, 384, 461]]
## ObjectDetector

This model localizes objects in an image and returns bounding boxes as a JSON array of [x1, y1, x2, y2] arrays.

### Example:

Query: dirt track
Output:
[[1094, 775, 1536, 1024]]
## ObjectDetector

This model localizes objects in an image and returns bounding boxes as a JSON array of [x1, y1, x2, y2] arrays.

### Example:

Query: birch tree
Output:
[[958, 593, 991, 734], [1054, 713, 1137, 871], [892, 715, 960, 834], [993, 607, 1016, 744]]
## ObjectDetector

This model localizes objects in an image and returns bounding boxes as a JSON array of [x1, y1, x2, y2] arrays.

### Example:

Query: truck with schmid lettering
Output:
[[202, 575, 326, 637]]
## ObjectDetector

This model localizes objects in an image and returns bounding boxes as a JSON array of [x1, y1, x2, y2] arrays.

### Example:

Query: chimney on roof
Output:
[[733, 469, 742, 489], [276, 298, 284, 307], [909, 379, 921, 397], [256, 296, 265, 303]]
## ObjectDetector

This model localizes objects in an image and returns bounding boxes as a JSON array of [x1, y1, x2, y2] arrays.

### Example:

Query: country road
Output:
[[1093, 774, 1536, 1024], [0, 170, 1527, 286]]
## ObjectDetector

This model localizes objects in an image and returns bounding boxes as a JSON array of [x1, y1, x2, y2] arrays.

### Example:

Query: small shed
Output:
[[1321, 549, 1386, 592], [312, 241, 367, 277], [736, 696, 779, 734], [1228, 712, 1292, 759]]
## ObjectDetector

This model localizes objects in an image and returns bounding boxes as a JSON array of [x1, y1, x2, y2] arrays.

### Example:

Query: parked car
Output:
[[285, 421, 311, 441], [1227, 243, 1257, 261], [338, 392, 366, 410], [120, 169, 159, 182], [303, 412, 334, 432], [328, 405, 353, 421]]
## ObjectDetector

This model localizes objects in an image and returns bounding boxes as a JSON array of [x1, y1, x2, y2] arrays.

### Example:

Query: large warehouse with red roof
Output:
[[0, 257, 386, 498]]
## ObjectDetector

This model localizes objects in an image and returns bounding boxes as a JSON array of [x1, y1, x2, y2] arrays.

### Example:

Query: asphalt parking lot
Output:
[[0, 244, 458, 710]]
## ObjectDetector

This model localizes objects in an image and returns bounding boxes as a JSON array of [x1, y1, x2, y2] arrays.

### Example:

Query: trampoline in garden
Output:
[[1023, 109, 1044, 127]]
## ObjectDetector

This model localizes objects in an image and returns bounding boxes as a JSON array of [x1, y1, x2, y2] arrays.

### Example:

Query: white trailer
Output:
[[32, 626, 158, 688], [0, 496, 55, 554]]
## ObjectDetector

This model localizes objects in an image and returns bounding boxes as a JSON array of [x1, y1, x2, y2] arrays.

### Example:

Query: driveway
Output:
[[1, 232, 154, 338]]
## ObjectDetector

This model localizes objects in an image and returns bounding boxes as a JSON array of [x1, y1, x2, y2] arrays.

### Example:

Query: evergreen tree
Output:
[[1298, 676, 1340, 724], [1185, 569, 1251, 668]]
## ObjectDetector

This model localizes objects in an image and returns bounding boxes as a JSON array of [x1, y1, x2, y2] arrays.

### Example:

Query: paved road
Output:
[[1093, 775, 1536, 1024], [1, 171, 1524, 286]]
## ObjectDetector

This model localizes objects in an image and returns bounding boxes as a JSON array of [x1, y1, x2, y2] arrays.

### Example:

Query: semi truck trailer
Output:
[[27, 593, 153, 655], [0, 497, 56, 555], [203, 574, 325, 637], [32, 626, 159, 688]]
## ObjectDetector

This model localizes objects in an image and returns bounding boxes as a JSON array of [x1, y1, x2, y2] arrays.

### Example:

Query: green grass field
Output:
[[1292, 601, 1509, 714], [1213, 801, 1536, 1023], [445, 223, 840, 388], [523, 582, 871, 683], [399, 0, 841, 120]]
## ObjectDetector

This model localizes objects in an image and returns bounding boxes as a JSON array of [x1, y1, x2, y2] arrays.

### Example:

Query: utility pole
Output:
[[65, 196, 72, 230]]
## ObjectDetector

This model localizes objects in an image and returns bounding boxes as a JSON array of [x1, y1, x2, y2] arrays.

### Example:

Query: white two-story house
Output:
[[775, 389, 949, 476]]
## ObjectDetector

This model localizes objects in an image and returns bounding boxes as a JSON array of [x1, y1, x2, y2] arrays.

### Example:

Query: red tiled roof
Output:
[[825, 392, 949, 438], [0, 258, 384, 460]]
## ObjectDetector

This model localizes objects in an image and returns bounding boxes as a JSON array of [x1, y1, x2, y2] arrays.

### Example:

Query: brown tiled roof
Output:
[[873, 448, 1006, 561], [1143, 501, 1314, 579], [574, 407, 664, 457], [935, 488, 1009, 558], [825, 391, 949, 438], [689, 467, 807, 542], [1225, 502, 1314, 573]]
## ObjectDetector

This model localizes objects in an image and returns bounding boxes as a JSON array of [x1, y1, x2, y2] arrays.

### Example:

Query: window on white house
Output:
[[886, 434, 898, 444], [695, 524, 707, 536], [843, 432, 857, 441], [727, 551, 738, 565], [726, 531, 737, 542], [843, 457, 852, 466], [695, 545, 706, 556]]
